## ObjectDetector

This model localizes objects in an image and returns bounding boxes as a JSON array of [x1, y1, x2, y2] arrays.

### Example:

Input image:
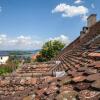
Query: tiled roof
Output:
[[0, 17, 100, 100]]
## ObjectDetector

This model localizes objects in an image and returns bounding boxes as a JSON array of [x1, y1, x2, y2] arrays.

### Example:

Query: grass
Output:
[[0, 62, 19, 75], [0, 67, 13, 75]]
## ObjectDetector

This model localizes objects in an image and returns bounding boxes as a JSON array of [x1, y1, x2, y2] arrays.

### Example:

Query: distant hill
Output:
[[0, 49, 40, 56]]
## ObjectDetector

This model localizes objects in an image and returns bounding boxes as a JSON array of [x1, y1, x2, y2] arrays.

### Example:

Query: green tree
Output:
[[36, 40, 65, 62]]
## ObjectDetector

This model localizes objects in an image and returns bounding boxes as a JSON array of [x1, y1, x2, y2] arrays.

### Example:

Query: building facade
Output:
[[0, 52, 9, 64]]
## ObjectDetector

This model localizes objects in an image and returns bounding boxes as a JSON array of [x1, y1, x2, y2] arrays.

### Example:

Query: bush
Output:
[[0, 56, 20, 75], [36, 40, 65, 62]]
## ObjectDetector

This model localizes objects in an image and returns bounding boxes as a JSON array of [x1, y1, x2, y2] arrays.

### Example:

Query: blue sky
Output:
[[0, 0, 100, 50]]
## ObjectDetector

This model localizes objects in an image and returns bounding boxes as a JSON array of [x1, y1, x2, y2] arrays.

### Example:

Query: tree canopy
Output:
[[36, 40, 65, 62]]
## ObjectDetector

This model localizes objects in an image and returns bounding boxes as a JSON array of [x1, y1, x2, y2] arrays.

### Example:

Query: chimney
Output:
[[80, 31, 85, 38], [87, 14, 97, 27]]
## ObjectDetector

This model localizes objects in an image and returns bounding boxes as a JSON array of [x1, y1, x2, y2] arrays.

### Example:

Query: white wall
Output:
[[0, 56, 9, 64]]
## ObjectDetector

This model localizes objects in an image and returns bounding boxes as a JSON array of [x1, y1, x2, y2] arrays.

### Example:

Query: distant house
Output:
[[0, 52, 9, 64], [31, 52, 40, 61]]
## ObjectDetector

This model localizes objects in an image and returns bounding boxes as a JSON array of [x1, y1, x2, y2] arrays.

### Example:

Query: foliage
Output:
[[36, 55, 46, 62], [24, 57, 31, 63], [0, 56, 20, 75], [36, 40, 65, 62], [0, 65, 13, 75], [0, 63, 18, 75]]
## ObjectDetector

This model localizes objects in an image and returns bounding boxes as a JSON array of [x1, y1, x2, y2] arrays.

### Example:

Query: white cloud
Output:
[[16, 35, 33, 46], [74, 0, 83, 4], [52, 3, 88, 20], [0, 34, 7, 44], [91, 3, 95, 9], [0, 34, 43, 50], [49, 35, 70, 45], [0, 34, 70, 50], [9, 36, 43, 50]]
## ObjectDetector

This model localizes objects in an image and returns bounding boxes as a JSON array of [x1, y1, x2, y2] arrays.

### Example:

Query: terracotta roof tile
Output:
[[79, 90, 100, 100], [72, 76, 86, 82], [88, 52, 100, 57], [86, 73, 100, 82]]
